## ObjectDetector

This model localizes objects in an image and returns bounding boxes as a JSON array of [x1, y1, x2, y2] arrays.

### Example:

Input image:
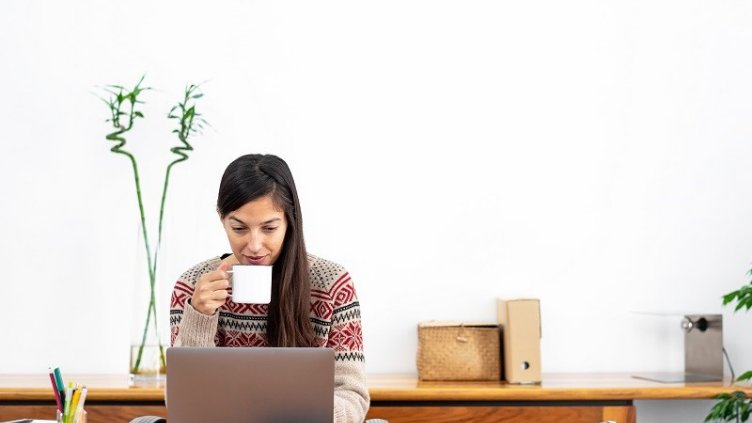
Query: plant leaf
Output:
[[737, 372, 752, 384], [723, 291, 739, 305]]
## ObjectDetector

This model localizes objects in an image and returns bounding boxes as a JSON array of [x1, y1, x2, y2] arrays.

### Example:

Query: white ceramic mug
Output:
[[228, 265, 272, 304]]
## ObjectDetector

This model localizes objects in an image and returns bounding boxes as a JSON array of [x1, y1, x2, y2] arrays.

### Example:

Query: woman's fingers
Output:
[[192, 268, 231, 315]]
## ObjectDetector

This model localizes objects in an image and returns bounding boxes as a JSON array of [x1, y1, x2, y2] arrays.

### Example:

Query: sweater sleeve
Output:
[[170, 272, 221, 347], [333, 354, 369, 423], [326, 275, 370, 423]]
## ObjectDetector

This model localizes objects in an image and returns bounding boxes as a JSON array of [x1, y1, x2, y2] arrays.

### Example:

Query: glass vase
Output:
[[130, 223, 167, 386]]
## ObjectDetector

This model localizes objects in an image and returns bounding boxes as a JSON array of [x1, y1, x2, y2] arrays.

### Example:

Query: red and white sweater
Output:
[[169, 254, 369, 423]]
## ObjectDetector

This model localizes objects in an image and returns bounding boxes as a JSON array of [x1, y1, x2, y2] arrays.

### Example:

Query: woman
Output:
[[169, 154, 370, 423]]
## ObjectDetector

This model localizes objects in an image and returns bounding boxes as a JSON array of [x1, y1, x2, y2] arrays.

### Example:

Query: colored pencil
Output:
[[48, 368, 63, 412], [73, 387, 87, 423]]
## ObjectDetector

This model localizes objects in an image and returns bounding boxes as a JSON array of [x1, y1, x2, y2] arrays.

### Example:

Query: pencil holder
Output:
[[56, 408, 87, 423]]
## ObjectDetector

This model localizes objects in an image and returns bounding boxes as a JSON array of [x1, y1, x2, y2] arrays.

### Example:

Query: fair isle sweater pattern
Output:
[[169, 254, 365, 361]]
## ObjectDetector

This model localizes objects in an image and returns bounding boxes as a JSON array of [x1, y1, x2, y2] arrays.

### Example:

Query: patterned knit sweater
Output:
[[169, 254, 370, 423]]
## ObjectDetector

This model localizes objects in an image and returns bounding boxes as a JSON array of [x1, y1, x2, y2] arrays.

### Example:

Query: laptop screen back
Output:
[[166, 347, 335, 423]]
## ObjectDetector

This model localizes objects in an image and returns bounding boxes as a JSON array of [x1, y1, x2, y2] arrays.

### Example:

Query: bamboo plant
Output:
[[101, 76, 207, 375], [705, 277, 752, 422]]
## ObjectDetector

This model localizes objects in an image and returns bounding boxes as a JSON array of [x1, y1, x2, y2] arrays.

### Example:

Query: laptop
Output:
[[166, 347, 335, 423]]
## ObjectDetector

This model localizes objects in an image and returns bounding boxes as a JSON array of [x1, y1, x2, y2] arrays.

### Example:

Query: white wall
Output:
[[2, 1, 752, 421]]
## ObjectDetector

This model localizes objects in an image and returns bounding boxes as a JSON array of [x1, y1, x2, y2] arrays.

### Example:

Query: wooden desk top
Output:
[[369, 373, 752, 401], [1, 373, 749, 402]]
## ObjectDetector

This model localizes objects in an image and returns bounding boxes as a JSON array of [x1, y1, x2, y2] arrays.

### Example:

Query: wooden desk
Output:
[[1, 373, 748, 423]]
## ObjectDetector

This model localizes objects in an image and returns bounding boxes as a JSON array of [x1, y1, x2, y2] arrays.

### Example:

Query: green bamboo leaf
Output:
[[737, 372, 752, 383], [191, 93, 203, 99], [723, 291, 739, 305], [134, 111, 144, 118], [706, 397, 732, 421], [741, 401, 751, 421], [721, 400, 734, 417], [742, 295, 752, 311], [735, 300, 747, 312]]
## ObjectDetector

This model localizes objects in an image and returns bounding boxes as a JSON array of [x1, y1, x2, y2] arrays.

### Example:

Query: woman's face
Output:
[[221, 195, 288, 266]]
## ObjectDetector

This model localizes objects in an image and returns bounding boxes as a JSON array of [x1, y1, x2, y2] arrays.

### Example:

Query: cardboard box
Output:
[[497, 298, 542, 384]]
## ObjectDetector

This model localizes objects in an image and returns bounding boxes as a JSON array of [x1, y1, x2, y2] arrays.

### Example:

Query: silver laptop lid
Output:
[[166, 347, 335, 423]]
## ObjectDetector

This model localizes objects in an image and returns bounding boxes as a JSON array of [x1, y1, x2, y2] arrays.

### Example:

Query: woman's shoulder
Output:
[[178, 256, 223, 285], [307, 254, 357, 301], [307, 253, 348, 280]]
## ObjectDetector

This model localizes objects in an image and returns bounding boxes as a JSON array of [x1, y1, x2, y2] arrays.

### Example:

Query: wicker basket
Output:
[[416, 321, 501, 381]]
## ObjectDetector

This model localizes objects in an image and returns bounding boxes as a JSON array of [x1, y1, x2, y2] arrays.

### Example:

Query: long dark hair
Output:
[[217, 154, 315, 347]]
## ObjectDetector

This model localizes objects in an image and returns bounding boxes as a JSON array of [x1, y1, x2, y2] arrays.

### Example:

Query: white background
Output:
[[2, 1, 752, 421]]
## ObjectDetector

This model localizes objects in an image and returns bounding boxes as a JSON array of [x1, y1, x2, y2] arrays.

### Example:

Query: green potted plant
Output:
[[100, 76, 207, 382], [705, 280, 752, 422]]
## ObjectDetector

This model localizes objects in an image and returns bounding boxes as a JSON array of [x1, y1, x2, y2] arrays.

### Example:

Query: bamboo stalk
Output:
[[101, 78, 206, 374]]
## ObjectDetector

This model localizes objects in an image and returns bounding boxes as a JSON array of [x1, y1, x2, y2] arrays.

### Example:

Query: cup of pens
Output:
[[56, 408, 87, 423], [50, 367, 88, 423]]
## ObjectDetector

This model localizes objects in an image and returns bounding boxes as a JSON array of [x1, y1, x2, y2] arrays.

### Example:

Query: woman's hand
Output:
[[191, 261, 231, 315]]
